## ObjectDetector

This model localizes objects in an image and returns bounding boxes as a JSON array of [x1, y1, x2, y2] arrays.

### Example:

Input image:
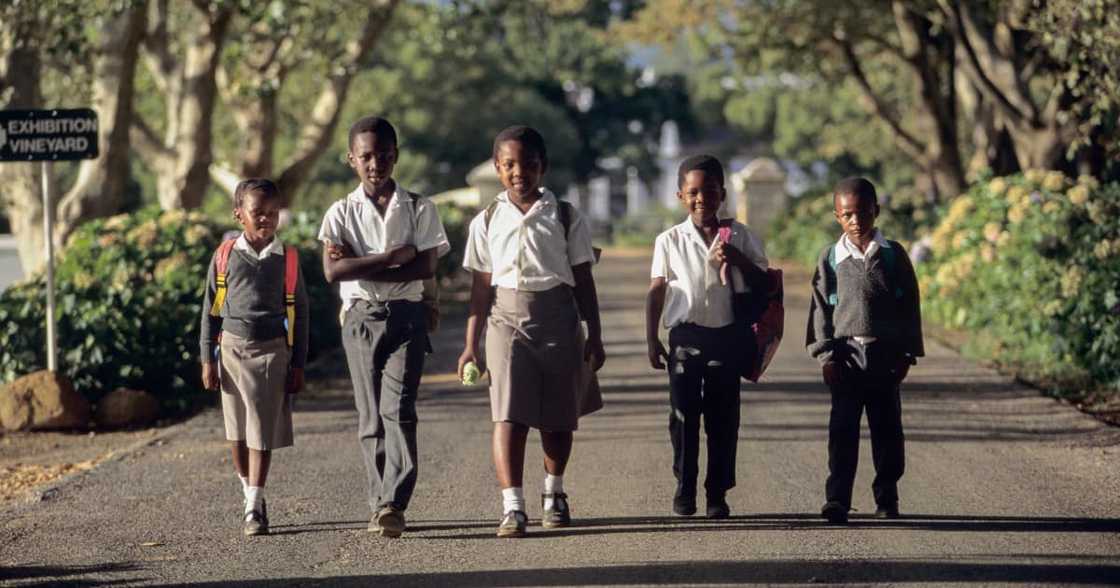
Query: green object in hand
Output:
[[462, 362, 481, 385]]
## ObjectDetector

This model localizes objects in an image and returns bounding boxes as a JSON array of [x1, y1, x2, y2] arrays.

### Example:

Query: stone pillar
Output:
[[588, 176, 611, 222], [730, 157, 787, 236], [625, 166, 647, 215]]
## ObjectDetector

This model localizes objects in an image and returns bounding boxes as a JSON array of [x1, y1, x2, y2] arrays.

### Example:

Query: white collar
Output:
[[346, 183, 408, 207], [235, 233, 284, 260], [676, 217, 731, 249], [833, 229, 889, 263], [495, 187, 557, 211]]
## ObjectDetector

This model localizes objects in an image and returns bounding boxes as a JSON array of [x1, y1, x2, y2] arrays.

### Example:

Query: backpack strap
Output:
[[482, 199, 500, 231], [824, 245, 838, 307], [208, 239, 237, 317], [558, 199, 573, 237], [283, 245, 298, 347]]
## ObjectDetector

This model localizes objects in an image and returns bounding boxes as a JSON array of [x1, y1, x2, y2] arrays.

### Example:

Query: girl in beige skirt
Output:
[[200, 179, 309, 537], [459, 126, 605, 538]]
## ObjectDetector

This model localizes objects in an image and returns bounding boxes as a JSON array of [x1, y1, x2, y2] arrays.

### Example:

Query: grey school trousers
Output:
[[341, 299, 428, 513]]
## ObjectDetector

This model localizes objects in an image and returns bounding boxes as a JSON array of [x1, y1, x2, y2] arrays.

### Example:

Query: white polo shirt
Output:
[[462, 189, 596, 291], [318, 184, 450, 309], [651, 218, 768, 329]]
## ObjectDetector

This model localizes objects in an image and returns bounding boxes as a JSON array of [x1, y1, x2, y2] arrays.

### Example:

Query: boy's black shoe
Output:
[[875, 504, 900, 519], [672, 491, 697, 516], [705, 494, 730, 519], [821, 501, 848, 524], [541, 492, 571, 528]]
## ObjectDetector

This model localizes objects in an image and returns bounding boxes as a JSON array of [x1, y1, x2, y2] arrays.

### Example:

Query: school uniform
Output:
[[462, 188, 597, 432], [651, 218, 768, 499], [318, 184, 450, 512], [805, 229, 924, 510], [200, 234, 309, 451]]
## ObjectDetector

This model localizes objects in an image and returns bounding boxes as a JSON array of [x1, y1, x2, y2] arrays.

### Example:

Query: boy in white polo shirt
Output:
[[318, 116, 450, 538], [646, 155, 769, 519]]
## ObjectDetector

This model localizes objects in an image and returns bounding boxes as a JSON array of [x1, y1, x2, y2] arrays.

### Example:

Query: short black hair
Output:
[[234, 178, 280, 209], [677, 154, 725, 188], [833, 177, 879, 207], [348, 116, 398, 150], [492, 125, 548, 165]]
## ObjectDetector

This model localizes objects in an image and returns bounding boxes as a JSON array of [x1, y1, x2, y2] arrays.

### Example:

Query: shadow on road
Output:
[[149, 555, 1120, 586]]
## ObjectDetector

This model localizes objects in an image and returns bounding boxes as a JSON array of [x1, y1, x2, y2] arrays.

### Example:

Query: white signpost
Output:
[[0, 108, 100, 372]]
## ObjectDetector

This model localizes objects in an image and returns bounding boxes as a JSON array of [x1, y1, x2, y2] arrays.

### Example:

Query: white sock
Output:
[[543, 474, 564, 510], [238, 475, 250, 494], [501, 487, 525, 515], [245, 486, 264, 515]]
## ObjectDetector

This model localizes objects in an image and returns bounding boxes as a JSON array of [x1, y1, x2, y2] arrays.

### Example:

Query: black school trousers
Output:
[[825, 339, 906, 510], [667, 323, 741, 498]]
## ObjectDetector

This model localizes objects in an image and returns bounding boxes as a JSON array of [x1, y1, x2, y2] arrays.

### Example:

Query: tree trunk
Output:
[[132, 1, 232, 210], [0, 23, 46, 273], [273, 0, 400, 206], [939, 0, 1077, 171], [55, 4, 147, 248]]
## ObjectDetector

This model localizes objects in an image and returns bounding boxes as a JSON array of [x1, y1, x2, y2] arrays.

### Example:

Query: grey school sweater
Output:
[[199, 244, 309, 368], [805, 240, 924, 365]]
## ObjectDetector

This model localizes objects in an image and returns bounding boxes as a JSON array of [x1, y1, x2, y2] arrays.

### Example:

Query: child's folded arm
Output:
[[374, 248, 438, 283]]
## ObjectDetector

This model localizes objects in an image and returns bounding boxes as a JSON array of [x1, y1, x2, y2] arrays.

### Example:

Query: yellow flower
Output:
[[1041, 171, 1066, 192], [73, 272, 95, 289], [155, 253, 189, 282], [1042, 201, 1061, 215], [1061, 266, 1085, 299], [111, 265, 131, 291], [954, 307, 968, 326], [1076, 175, 1100, 191], [997, 231, 1012, 248], [1087, 202, 1108, 225], [983, 222, 1002, 242], [1043, 300, 1064, 317], [158, 209, 189, 229], [187, 210, 210, 224], [1067, 185, 1090, 206], [185, 225, 211, 246], [1094, 240, 1112, 260], [1024, 169, 1047, 185], [946, 195, 974, 221], [980, 243, 996, 262], [104, 214, 129, 232], [98, 234, 119, 248], [1008, 204, 1027, 224], [988, 177, 1008, 196], [1006, 186, 1029, 207], [952, 232, 969, 251], [127, 221, 159, 249]]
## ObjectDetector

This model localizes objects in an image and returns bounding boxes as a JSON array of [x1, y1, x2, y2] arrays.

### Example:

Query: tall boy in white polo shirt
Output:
[[646, 155, 769, 519], [318, 116, 450, 538]]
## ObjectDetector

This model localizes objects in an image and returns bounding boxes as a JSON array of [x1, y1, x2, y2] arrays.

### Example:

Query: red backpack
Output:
[[208, 239, 300, 347]]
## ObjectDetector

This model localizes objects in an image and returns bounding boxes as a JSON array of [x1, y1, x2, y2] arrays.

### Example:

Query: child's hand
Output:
[[328, 241, 355, 260], [388, 244, 418, 266], [822, 361, 844, 387], [202, 362, 219, 391], [891, 357, 911, 384], [287, 367, 304, 395], [458, 347, 485, 381], [584, 336, 606, 372], [648, 339, 669, 370], [712, 241, 750, 269]]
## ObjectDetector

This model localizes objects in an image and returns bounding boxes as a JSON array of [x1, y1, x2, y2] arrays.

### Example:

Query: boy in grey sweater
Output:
[[806, 177, 923, 524], [201, 178, 309, 536]]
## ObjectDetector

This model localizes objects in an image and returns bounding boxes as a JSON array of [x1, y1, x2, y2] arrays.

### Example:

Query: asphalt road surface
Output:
[[2, 249, 1118, 587]]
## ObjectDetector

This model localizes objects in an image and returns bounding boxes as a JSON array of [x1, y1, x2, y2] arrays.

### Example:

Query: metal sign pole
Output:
[[41, 160, 57, 372]]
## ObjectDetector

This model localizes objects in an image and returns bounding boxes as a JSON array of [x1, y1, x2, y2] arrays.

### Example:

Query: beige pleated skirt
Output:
[[219, 331, 293, 450], [486, 286, 600, 432]]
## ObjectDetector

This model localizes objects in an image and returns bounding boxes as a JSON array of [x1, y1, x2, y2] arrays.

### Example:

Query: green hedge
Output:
[[0, 207, 339, 414], [768, 186, 937, 266], [919, 172, 1120, 391]]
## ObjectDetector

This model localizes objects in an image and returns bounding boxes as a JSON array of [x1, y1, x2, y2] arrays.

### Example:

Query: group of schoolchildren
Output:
[[200, 114, 924, 539]]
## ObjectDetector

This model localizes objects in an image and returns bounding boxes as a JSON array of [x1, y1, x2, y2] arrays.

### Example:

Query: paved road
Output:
[[2, 250, 1119, 586]]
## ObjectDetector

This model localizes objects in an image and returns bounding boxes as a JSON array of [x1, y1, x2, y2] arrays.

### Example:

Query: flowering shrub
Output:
[[919, 172, 1120, 390], [0, 207, 340, 414]]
